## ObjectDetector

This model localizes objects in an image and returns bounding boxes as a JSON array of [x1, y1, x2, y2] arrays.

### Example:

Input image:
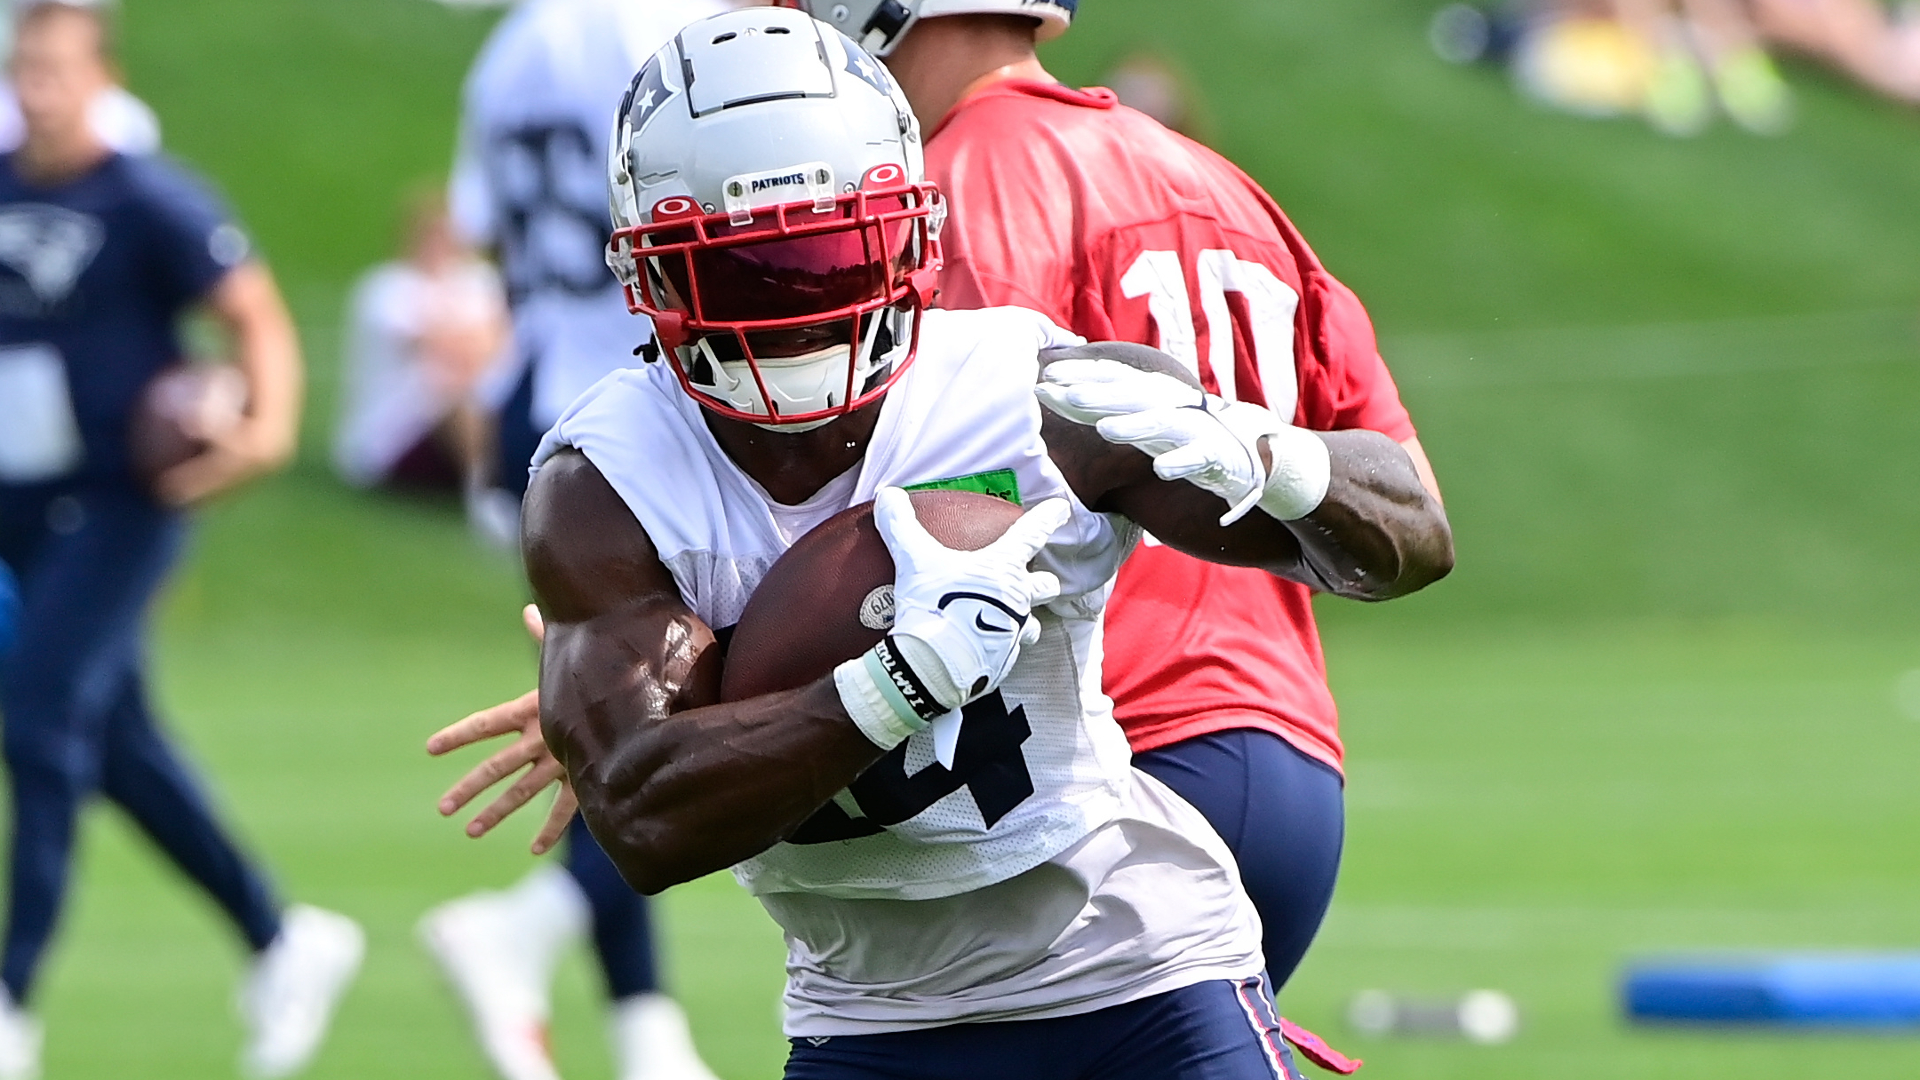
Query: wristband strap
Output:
[[870, 636, 948, 723], [833, 636, 947, 751], [1256, 423, 1331, 522]]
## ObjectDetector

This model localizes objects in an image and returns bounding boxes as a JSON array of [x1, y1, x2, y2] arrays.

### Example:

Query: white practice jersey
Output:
[[534, 307, 1263, 1034], [450, 0, 731, 426]]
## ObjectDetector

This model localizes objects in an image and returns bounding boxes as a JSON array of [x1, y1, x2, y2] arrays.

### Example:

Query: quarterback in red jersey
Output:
[[794, 0, 1452, 991]]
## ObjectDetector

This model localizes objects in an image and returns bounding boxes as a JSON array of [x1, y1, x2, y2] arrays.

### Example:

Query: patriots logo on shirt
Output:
[[623, 58, 675, 135], [0, 205, 103, 305], [843, 48, 891, 97]]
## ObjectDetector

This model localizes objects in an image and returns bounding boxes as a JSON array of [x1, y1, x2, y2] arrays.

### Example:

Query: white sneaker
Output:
[[239, 905, 365, 1078], [610, 995, 720, 1080], [466, 485, 523, 553], [418, 868, 587, 1080], [0, 989, 39, 1080]]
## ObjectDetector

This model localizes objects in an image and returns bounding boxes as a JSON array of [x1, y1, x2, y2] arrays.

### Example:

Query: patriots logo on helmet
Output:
[[843, 46, 891, 96], [623, 58, 675, 136]]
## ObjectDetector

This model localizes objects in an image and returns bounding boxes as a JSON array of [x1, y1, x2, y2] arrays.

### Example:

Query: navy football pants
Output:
[[0, 484, 282, 1002], [1135, 729, 1345, 991], [498, 369, 658, 1001], [785, 976, 1305, 1080], [564, 814, 656, 999]]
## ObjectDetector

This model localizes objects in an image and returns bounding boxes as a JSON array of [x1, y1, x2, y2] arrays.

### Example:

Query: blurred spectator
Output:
[[1434, 0, 1792, 135], [1102, 51, 1208, 140], [1746, 0, 1920, 102], [1440, 0, 1920, 127], [0, 0, 158, 153], [332, 189, 507, 494]]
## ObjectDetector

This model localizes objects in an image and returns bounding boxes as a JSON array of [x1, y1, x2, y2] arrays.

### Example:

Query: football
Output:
[[719, 488, 1029, 702], [128, 362, 248, 491]]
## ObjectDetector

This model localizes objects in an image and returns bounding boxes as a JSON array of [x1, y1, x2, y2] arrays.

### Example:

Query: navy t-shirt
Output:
[[0, 152, 248, 485]]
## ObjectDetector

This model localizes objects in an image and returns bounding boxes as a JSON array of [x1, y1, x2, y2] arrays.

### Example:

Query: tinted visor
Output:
[[650, 196, 921, 322]]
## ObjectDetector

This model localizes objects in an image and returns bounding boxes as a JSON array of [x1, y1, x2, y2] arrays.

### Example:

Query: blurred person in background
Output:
[[0, 4, 362, 1079], [795, 0, 1452, 1035], [332, 188, 508, 500], [1100, 51, 1205, 140], [1433, 0, 1794, 134], [1744, 0, 1920, 102], [0, 0, 156, 156], [1440, 0, 1920, 117], [422, 1, 740, 1078]]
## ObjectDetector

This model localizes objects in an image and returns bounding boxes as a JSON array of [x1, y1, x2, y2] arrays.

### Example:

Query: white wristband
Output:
[[833, 654, 927, 751], [1256, 423, 1331, 522], [1209, 400, 1331, 524]]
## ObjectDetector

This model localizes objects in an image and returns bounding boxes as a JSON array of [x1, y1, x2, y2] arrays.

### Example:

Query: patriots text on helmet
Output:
[[750, 173, 807, 194]]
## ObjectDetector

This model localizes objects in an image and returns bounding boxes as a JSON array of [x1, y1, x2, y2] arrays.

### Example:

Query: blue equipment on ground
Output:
[[1625, 955, 1920, 1027]]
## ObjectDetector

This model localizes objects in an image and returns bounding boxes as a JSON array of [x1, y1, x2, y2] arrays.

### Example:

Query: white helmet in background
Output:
[[787, 0, 1075, 57], [605, 6, 943, 430]]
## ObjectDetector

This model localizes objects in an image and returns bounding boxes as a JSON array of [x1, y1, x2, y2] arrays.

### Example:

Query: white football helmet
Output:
[[787, 0, 1075, 57], [606, 7, 942, 430]]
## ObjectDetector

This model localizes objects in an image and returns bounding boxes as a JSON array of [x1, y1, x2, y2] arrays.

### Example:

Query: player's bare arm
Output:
[[153, 262, 305, 507], [1037, 342, 1453, 601], [522, 448, 887, 894]]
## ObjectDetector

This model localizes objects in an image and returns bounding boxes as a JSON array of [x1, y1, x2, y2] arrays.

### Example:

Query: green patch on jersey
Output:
[[905, 469, 1021, 505]]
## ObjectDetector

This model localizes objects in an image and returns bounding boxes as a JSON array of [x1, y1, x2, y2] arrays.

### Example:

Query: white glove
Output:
[[834, 487, 1068, 751], [1036, 357, 1330, 525]]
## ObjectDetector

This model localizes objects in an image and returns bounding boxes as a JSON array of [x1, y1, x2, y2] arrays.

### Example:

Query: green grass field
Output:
[[25, 0, 1918, 1076]]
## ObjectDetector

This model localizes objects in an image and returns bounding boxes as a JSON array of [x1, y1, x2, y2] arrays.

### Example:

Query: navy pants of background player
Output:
[[498, 366, 658, 1001], [0, 483, 282, 1002], [1135, 729, 1345, 991], [785, 976, 1306, 1080]]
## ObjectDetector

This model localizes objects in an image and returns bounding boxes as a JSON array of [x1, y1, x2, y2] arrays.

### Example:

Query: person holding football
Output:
[[787, 0, 1451, 1005], [0, 4, 359, 1077], [430, 8, 1451, 1077]]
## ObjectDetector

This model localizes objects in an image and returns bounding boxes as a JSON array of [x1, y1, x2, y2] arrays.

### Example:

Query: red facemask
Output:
[[610, 167, 943, 426]]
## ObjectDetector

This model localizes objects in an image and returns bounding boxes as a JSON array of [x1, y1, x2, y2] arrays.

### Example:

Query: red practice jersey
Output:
[[926, 80, 1417, 772]]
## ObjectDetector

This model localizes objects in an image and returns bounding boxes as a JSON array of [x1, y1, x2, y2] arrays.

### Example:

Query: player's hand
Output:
[[1036, 357, 1329, 523], [835, 488, 1067, 750], [425, 605, 575, 855], [153, 416, 296, 508]]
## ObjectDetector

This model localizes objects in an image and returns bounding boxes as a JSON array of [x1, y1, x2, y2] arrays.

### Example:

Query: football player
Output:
[[0, 5, 359, 1077], [431, 9, 1451, 1078], [792, 0, 1451, 1005], [423, 1, 735, 1078]]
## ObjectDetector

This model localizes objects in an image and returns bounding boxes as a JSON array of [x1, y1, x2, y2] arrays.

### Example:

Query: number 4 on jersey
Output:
[[1120, 248, 1301, 420], [786, 690, 1036, 845]]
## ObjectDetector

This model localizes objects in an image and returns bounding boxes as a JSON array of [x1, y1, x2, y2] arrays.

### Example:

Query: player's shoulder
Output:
[[540, 363, 688, 464], [555, 363, 667, 424], [923, 305, 1082, 363], [114, 152, 227, 217], [942, 81, 1115, 130]]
